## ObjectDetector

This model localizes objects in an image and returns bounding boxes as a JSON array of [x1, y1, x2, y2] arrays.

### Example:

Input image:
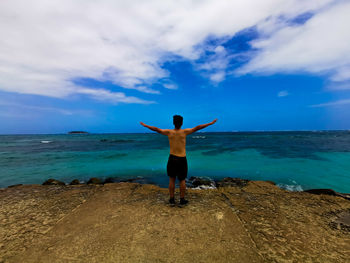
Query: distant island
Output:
[[68, 131, 89, 134]]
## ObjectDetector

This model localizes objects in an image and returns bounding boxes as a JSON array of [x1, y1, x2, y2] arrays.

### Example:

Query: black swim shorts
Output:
[[167, 154, 188, 181]]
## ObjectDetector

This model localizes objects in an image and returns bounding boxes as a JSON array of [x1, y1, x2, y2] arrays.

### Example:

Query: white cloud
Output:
[[131, 86, 160, 95], [310, 99, 350, 107], [326, 82, 350, 90], [0, 99, 93, 115], [198, 45, 230, 83], [163, 83, 178, 90], [236, 1, 350, 83], [0, 0, 335, 103], [210, 72, 226, 83], [76, 88, 154, 104], [278, 90, 289, 97]]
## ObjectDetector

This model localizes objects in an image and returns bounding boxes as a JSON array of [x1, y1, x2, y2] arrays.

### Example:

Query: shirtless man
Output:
[[140, 115, 217, 205]]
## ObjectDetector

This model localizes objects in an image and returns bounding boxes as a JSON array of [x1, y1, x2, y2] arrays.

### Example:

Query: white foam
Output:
[[192, 136, 206, 139], [191, 184, 217, 190], [277, 183, 303, 192], [41, 140, 52, 144]]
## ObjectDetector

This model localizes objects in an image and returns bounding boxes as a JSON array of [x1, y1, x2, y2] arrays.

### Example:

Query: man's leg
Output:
[[168, 177, 176, 198], [179, 179, 186, 198]]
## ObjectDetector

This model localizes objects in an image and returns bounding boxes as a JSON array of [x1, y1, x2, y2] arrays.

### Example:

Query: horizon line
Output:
[[1, 129, 350, 135]]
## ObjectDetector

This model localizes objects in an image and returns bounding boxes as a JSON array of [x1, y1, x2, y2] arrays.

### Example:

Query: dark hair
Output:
[[173, 115, 183, 129]]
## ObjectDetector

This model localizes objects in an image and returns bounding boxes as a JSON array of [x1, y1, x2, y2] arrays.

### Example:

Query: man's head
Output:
[[173, 115, 183, 129]]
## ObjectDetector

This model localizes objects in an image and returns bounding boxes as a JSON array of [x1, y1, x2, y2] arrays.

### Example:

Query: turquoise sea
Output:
[[0, 131, 349, 193]]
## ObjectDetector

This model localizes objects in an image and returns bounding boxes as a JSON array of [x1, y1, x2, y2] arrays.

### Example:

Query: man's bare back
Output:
[[140, 119, 217, 157], [167, 129, 187, 157], [140, 116, 217, 205]]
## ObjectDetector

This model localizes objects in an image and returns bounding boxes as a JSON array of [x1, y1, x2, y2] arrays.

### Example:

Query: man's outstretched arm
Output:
[[140, 122, 170, 135], [184, 119, 218, 135]]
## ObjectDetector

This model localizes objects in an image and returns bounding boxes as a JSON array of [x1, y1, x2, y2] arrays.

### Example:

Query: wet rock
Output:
[[216, 177, 250, 188], [104, 177, 116, 184], [42, 179, 65, 186], [188, 176, 216, 188], [8, 184, 23, 188], [304, 189, 350, 201], [87, 177, 102, 185], [103, 177, 152, 184], [304, 189, 337, 196], [69, 179, 80, 185], [337, 193, 350, 200], [121, 177, 154, 185]]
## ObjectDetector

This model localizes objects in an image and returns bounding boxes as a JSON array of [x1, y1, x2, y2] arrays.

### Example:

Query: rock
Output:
[[337, 193, 350, 201], [334, 211, 350, 227], [2, 179, 350, 262], [8, 184, 23, 188], [329, 209, 350, 232], [265, 180, 276, 185], [104, 177, 116, 184], [103, 177, 152, 184], [188, 176, 216, 188], [69, 179, 80, 185], [42, 179, 65, 186], [216, 177, 250, 188], [304, 189, 350, 201], [304, 189, 337, 196], [122, 178, 154, 184], [87, 177, 102, 185]]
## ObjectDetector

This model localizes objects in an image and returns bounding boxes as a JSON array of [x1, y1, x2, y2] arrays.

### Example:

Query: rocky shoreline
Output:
[[1, 177, 350, 262], [8, 175, 349, 200], [38, 176, 350, 201]]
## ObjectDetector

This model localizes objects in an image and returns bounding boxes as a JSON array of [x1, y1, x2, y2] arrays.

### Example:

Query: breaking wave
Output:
[[277, 183, 303, 192]]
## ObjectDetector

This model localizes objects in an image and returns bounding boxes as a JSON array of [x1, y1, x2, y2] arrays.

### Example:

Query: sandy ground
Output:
[[1, 181, 349, 263]]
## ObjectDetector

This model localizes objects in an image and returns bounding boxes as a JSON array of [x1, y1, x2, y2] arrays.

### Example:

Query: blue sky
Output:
[[1, 0, 350, 134]]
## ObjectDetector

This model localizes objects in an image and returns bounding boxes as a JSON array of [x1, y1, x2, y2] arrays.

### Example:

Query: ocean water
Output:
[[0, 131, 350, 193]]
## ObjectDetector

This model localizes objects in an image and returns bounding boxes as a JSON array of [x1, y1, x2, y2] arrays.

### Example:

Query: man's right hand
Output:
[[211, 119, 218, 125]]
